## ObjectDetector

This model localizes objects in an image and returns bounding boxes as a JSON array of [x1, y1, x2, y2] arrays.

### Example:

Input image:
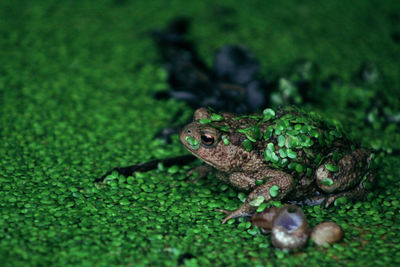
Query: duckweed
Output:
[[1, 0, 400, 266], [185, 136, 200, 150], [321, 178, 334, 186], [199, 118, 213, 124], [222, 135, 230, 145], [286, 149, 297, 159], [211, 113, 224, 121], [269, 185, 280, 198], [325, 164, 339, 172], [250, 196, 265, 207], [243, 139, 253, 151], [263, 108, 276, 121]]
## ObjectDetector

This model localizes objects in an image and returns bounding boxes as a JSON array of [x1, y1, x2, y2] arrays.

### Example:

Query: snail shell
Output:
[[311, 221, 343, 246], [271, 205, 309, 250], [251, 206, 279, 233]]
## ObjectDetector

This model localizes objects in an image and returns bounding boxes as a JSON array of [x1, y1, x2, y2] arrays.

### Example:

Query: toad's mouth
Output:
[[186, 150, 219, 169]]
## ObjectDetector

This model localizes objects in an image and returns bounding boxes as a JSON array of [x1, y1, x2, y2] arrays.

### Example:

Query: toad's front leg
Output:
[[219, 170, 295, 224]]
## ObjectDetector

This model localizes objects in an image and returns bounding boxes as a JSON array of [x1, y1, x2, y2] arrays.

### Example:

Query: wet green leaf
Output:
[[185, 136, 199, 150], [250, 195, 265, 206], [277, 135, 285, 147], [256, 203, 269, 212], [267, 143, 275, 151], [271, 151, 279, 163], [264, 149, 272, 162], [286, 149, 297, 159], [334, 196, 348, 206], [243, 139, 253, 151], [211, 113, 223, 121], [199, 118, 212, 124], [222, 135, 230, 145], [321, 177, 334, 186], [238, 192, 247, 203], [269, 185, 279, 198], [255, 179, 265, 186], [278, 148, 287, 158], [263, 108, 275, 120], [238, 126, 261, 142], [295, 164, 304, 173], [325, 164, 339, 172], [264, 126, 274, 140]]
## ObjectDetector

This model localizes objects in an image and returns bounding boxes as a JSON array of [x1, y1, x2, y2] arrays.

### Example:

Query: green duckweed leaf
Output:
[[219, 125, 231, 132], [334, 196, 348, 206], [271, 151, 279, 163], [286, 149, 297, 159], [309, 129, 320, 138], [238, 126, 261, 142], [264, 126, 274, 140], [300, 135, 314, 147], [250, 195, 265, 207], [288, 162, 296, 170], [321, 177, 334, 186], [267, 143, 275, 151], [280, 158, 289, 167], [221, 135, 230, 145], [286, 136, 300, 148], [295, 164, 304, 173], [269, 185, 279, 198], [211, 113, 223, 121], [255, 179, 264, 186], [243, 139, 252, 151], [238, 192, 247, 203], [185, 136, 199, 150], [256, 203, 269, 212], [263, 108, 275, 120], [278, 148, 287, 158], [264, 150, 271, 162], [199, 118, 212, 124], [274, 124, 285, 135], [277, 135, 285, 147], [325, 164, 339, 172]]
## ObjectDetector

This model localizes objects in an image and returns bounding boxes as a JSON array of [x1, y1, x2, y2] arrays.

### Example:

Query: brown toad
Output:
[[180, 107, 375, 223]]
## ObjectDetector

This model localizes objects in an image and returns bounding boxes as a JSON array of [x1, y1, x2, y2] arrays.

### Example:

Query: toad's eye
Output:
[[201, 134, 215, 147]]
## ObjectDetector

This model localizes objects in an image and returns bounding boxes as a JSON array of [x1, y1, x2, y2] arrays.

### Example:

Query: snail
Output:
[[251, 205, 343, 250], [310, 221, 343, 246], [270, 205, 309, 250], [250, 206, 279, 234]]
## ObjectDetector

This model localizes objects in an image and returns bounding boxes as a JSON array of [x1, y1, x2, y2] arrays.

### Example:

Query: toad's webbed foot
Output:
[[216, 170, 295, 224], [216, 207, 253, 224]]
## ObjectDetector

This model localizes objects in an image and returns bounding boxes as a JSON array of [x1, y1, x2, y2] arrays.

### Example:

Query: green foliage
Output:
[[0, 0, 400, 266]]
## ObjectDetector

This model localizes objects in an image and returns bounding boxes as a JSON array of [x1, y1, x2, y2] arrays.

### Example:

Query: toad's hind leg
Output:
[[315, 148, 374, 205], [324, 171, 375, 207], [218, 170, 294, 224]]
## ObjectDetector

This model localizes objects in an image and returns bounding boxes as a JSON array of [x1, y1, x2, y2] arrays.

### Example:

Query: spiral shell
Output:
[[271, 205, 309, 250]]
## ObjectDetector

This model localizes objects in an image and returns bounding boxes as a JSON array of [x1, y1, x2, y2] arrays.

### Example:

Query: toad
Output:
[[180, 107, 375, 223]]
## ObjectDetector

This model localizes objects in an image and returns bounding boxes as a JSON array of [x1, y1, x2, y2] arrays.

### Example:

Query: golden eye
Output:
[[201, 133, 215, 147]]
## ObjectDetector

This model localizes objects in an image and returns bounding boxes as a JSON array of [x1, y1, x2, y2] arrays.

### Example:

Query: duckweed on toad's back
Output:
[[1, 0, 400, 266]]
